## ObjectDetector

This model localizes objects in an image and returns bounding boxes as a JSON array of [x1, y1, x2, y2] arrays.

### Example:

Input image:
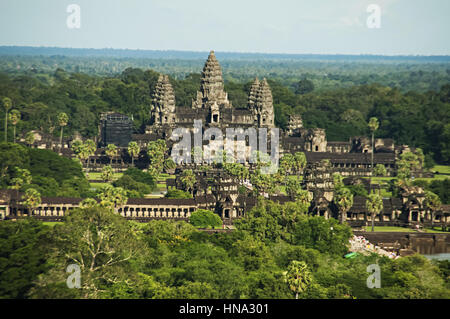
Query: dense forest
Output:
[[0, 54, 449, 164], [1, 51, 449, 92], [1, 203, 449, 299]]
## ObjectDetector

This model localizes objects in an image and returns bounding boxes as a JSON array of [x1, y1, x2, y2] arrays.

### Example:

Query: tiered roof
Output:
[[194, 50, 230, 108], [153, 74, 176, 114]]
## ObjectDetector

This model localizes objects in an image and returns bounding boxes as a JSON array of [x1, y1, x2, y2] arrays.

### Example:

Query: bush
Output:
[[165, 189, 193, 199], [189, 209, 222, 229], [122, 167, 156, 189], [113, 175, 153, 198]]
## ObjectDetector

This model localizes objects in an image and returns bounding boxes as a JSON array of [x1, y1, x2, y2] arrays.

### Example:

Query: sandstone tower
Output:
[[193, 50, 231, 110], [152, 74, 176, 126], [255, 78, 275, 127]]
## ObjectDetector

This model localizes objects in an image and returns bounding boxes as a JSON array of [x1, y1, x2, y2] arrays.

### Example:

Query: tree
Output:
[[250, 170, 275, 196], [373, 164, 387, 177], [293, 152, 307, 174], [71, 139, 84, 155], [8, 167, 32, 193], [97, 185, 128, 213], [25, 131, 35, 148], [79, 198, 98, 209], [333, 172, 344, 190], [75, 143, 89, 172], [163, 158, 176, 172], [224, 162, 249, 184], [22, 188, 41, 216], [101, 165, 114, 183], [127, 141, 140, 167], [285, 178, 307, 201], [279, 154, 295, 185], [57, 112, 69, 152], [189, 209, 223, 229], [29, 207, 143, 299], [424, 191, 441, 229], [8, 169, 32, 204], [333, 187, 354, 224], [295, 79, 315, 95], [368, 117, 379, 186], [366, 192, 383, 232], [284, 260, 313, 299], [2, 97, 12, 142], [397, 151, 422, 182], [147, 140, 166, 175], [105, 144, 118, 166], [180, 169, 196, 193], [83, 139, 96, 172], [0, 219, 50, 298], [8, 110, 20, 143]]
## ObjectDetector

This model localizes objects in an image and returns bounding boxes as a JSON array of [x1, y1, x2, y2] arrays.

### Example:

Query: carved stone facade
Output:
[[147, 51, 274, 135]]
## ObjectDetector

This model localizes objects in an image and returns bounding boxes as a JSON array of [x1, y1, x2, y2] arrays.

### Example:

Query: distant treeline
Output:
[[2, 46, 450, 61], [0, 65, 449, 164], [1, 47, 450, 93]]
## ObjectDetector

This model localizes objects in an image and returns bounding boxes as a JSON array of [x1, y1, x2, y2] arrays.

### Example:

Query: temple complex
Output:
[[6, 50, 447, 229]]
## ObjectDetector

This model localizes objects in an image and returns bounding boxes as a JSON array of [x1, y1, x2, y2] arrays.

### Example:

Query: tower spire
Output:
[[193, 50, 231, 109], [152, 74, 176, 125]]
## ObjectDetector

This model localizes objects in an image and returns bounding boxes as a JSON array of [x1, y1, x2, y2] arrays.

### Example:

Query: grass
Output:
[[433, 165, 450, 175], [87, 172, 123, 180], [90, 182, 109, 189], [42, 222, 63, 227], [362, 226, 449, 233]]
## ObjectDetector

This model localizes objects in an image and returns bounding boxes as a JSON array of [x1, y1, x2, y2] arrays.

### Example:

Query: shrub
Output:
[[189, 209, 222, 229]]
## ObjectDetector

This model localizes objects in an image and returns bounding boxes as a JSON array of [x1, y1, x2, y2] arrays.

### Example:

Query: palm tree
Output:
[[22, 188, 41, 216], [9, 110, 20, 143], [127, 141, 140, 167], [366, 192, 383, 232], [97, 185, 128, 213], [147, 140, 165, 174], [2, 97, 12, 142], [25, 131, 35, 148], [293, 152, 307, 175], [180, 169, 196, 194], [368, 117, 379, 187], [8, 168, 32, 206], [425, 191, 441, 229], [101, 165, 114, 183], [333, 187, 354, 224], [84, 139, 96, 172], [76, 143, 89, 171], [280, 153, 295, 186], [105, 144, 118, 166], [58, 112, 69, 152], [284, 260, 313, 299]]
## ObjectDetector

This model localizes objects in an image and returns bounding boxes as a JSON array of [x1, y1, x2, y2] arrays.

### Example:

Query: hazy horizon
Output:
[[1, 45, 450, 59]]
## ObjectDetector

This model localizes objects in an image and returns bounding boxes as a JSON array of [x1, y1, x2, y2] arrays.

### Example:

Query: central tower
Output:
[[192, 50, 231, 113]]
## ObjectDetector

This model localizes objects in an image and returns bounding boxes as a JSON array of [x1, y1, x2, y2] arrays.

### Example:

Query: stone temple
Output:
[[146, 50, 275, 140], [5, 50, 449, 232]]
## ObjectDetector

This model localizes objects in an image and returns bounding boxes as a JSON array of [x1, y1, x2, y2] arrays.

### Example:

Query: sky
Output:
[[0, 0, 449, 55]]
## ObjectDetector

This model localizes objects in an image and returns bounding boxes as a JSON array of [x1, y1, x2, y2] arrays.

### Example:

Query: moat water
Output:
[[423, 253, 450, 261]]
